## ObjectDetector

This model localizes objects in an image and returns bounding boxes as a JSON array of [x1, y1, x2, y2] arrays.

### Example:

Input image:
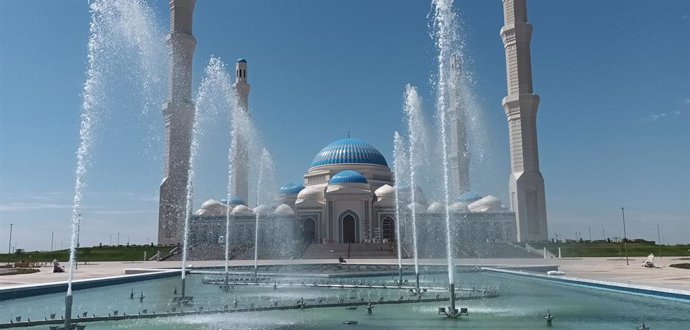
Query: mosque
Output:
[[189, 68, 517, 255], [160, 0, 548, 251]]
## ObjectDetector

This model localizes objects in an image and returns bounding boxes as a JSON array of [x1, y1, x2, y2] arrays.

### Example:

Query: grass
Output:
[[529, 242, 690, 258], [0, 245, 175, 263]]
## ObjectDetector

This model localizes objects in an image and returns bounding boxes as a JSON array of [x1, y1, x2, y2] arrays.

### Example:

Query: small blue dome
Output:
[[228, 196, 246, 205], [237, 58, 247, 63], [311, 138, 388, 167], [457, 192, 482, 203], [280, 183, 304, 195], [330, 170, 368, 185]]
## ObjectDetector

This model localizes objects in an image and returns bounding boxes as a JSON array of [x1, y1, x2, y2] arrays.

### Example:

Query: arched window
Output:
[[382, 217, 395, 240], [303, 217, 316, 243], [339, 210, 359, 243], [342, 215, 356, 243]]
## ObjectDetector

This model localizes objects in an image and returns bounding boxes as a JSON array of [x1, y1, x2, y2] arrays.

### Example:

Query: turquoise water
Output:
[[1, 271, 688, 329]]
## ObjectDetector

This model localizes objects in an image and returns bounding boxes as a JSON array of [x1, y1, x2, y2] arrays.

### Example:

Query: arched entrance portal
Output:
[[382, 217, 394, 240], [342, 214, 356, 243], [303, 218, 316, 243]]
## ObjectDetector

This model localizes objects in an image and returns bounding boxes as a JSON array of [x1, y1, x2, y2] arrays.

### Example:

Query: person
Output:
[[52, 259, 64, 273], [338, 256, 347, 264]]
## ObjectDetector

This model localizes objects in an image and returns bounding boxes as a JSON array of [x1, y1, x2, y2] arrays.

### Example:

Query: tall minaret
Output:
[[448, 54, 470, 196], [235, 59, 250, 110], [158, 0, 196, 245], [230, 58, 250, 203], [500, 0, 548, 242]]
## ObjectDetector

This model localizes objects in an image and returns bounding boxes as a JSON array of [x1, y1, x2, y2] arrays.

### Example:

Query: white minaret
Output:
[[500, 0, 548, 242], [158, 0, 197, 245], [448, 54, 470, 196], [230, 58, 250, 203], [235, 59, 250, 109]]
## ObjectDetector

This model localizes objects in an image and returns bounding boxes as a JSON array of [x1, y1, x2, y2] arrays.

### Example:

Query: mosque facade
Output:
[[190, 137, 517, 256]]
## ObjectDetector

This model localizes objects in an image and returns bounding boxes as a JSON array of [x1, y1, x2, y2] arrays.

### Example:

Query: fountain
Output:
[[402, 85, 424, 294], [224, 64, 241, 290], [179, 56, 239, 301], [3, 1, 687, 329], [253, 148, 276, 278], [392, 132, 406, 284], [62, 0, 166, 328], [432, 0, 460, 315]]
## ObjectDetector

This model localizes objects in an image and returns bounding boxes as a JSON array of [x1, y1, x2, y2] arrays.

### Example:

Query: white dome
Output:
[[468, 195, 503, 213], [296, 186, 324, 202], [253, 204, 272, 216], [201, 199, 222, 208], [274, 204, 295, 217], [406, 202, 426, 212], [375, 184, 395, 198], [375, 184, 395, 205], [449, 202, 469, 213], [195, 199, 229, 217], [194, 209, 212, 216], [231, 204, 253, 216], [426, 202, 445, 214]]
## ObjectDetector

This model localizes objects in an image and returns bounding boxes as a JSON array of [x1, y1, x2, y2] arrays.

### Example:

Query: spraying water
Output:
[[182, 57, 235, 291], [403, 85, 424, 289], [224, 69, 241, 283], [432, 0, 459, 305], [392, 132, 406, 283], [253, 151, 265, 278], [254, 148, 282, 277], [65, 0, 164, 326]]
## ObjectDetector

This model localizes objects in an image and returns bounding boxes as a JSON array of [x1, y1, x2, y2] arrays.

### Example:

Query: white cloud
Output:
[[0, 191, 73, 212], [645, 113, 666, 121], [0, 202, 72, 212], [124, 192, 159, 203], [89, 209, 156, 215], [642, 109, 688, 122]]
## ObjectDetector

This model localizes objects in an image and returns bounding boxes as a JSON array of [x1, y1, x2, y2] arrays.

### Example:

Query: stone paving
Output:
[[1, 257, 688, 292]]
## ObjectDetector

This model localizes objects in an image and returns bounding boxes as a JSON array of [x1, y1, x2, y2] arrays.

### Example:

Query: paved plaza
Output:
[[1, 257, 688, 293]]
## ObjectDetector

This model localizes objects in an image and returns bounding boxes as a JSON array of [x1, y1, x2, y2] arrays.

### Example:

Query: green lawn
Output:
[[0, 245, 175, 263], [529, 242, 690, 258]]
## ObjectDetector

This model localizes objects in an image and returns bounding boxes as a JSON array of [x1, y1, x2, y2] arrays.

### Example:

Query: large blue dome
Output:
[[280, 183, 304, 195], [311, 138, 388, 167], [227, 197, 246, 205], [457, 192, 482, 203], [330, 170, 368, 184]]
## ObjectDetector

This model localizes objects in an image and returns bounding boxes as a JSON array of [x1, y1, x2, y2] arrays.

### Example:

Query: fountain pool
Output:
[[1, 265, 688, 329]]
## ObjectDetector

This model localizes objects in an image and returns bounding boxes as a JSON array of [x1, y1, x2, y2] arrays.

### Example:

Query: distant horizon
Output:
[[1, 0, 688, 250]]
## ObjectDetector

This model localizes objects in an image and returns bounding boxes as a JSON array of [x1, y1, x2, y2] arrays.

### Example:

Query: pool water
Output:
[[1, 271, 688, 329]]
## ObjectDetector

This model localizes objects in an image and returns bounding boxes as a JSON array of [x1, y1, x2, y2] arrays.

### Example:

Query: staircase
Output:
[[300, 243, 395, 259]]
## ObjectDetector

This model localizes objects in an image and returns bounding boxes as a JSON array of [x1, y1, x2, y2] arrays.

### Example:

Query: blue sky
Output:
[[0, 0, 688, 251]]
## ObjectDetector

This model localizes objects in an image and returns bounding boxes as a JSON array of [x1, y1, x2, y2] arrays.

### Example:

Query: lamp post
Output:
[[621, 207, 629, 265], [588, 226, 592, 242], [7, 224, 12, 265], [657, 224, 661, 260], [77, 213, 81, 248], [8, 224, 12, 255], [75, 213, 82, 270]]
